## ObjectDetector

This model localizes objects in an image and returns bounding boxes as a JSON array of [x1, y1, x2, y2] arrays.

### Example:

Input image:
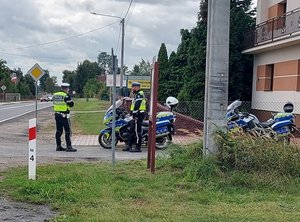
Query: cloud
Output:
[[0, 0, 199, 83]]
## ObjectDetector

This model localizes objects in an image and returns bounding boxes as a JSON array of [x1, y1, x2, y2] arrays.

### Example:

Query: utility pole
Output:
[[120, 18, 125, 88], [204, 0, 230, 155], [91, 12, 125, 89]]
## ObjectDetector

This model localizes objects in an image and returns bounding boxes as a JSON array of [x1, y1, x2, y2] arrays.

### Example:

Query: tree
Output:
[[129, 59, 151, 76], [98, 82, 109, 100], [16, 77, 31, 96], [84, 79, 100, 98], [62, 70, 76, 88], [157, 43, 170, 101], [97, 52, 112, 74], [45, 76, 57, 93], [163, 0, 255, 103], [167, 51, 184, 97], [73, 60, 102, 97], [83, 79, 109, 99], [24, 74, 36, 96], [228, 0, 255, 101], [0, 59, 15, 92], [39, 70, 50, 92], [0, 59, 9, 82], [130, 65, 140, 76]]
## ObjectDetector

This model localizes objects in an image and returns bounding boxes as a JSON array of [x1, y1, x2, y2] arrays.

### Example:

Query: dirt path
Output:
[[0, 108, 59, 221], [0, 198, 56, 222]]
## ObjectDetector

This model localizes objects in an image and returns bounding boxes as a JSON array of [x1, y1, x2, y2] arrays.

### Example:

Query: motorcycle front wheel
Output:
[[155, 134, 172, 150], [98, 132, 118, 149]]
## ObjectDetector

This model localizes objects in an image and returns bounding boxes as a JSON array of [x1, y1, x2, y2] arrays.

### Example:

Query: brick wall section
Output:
[[157, 104, 203, 136]]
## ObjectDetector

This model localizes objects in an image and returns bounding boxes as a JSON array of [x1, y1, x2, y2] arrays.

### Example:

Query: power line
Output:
[[125, 0, 136, 26], [0, 21, 120, 52], [124, 0, 134, 19], [0, 47, 108, 63], [0, 51, 65, 60]]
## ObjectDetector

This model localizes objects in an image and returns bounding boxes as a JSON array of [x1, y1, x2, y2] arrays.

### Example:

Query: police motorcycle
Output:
[[263, 102, 296, 142], [98, 96, 178, 149], [226, 100, 263, 137], [226, 100, 296, 142]]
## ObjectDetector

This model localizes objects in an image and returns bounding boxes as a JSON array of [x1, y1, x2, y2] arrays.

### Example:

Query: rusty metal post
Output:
[[147, 60, 159, 173]]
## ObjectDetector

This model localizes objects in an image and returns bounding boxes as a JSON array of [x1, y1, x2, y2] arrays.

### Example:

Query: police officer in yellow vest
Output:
[[53, 83, 77, 152], [123, 82, 147, 152]]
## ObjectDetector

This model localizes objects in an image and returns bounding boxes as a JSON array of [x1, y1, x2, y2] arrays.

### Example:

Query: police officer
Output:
[[124, 82, 146, 152], [53, 83, 77, 152]]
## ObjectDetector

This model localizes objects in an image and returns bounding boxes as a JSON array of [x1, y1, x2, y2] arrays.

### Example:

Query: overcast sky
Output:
[[0, 0, 201, 83], [0, 0, 257, 84]]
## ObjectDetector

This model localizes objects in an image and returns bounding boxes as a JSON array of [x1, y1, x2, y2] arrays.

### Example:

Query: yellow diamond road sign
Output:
[[28, 63, 45, 81]]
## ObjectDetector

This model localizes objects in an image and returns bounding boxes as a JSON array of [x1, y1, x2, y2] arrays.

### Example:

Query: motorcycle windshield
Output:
[[227, 100, 242, 111], [105, 99, 124, 114]]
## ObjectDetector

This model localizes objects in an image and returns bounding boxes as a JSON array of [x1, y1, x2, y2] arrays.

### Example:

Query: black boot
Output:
[[56, 145, 66, 151], [122, 146, 131, 151], [66, 146, 77, 152], [130, 147, 142, 152]]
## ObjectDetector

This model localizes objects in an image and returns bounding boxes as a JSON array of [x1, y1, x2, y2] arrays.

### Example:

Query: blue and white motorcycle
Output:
[[226, 100, 296, 142], [98, 97, 178, 149]]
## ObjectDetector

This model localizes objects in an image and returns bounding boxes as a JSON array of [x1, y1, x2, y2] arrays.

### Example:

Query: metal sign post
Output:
[[27, 63, 45, 180], [111, 48, 117, 166], [1, 85, 6, 102]]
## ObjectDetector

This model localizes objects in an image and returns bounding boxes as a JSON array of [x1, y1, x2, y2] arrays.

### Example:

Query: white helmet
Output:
[[166, 96, 178, 109]]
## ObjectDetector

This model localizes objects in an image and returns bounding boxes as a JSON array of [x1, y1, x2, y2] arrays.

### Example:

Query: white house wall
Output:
[[256, 0, 300, 25], [287, 0, 300, 12], [252, 44, 300, 113]]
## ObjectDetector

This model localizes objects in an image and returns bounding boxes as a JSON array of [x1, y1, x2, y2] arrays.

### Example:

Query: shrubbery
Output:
[[158, 133, 300, 191], [215, 131, 300, 177]]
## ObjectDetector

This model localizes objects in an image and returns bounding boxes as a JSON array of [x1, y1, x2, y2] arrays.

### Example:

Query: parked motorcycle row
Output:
[[98, 97, 298, 149], [226, 100, 297, 143], [98, 97, 178, 150]]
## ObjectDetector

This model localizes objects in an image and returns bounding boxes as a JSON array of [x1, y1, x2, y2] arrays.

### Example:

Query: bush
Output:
[[158, 142, 222, 182], [158, 132, 300, 192], [214, 130, 300, 177]]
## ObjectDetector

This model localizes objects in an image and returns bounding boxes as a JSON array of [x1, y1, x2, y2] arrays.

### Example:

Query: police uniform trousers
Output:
[[55, 113, 72, 147], [128, 112, 145, 149]]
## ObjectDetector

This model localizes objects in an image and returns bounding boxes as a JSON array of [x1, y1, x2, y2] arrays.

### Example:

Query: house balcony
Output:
[[243, 7, 300, 54]]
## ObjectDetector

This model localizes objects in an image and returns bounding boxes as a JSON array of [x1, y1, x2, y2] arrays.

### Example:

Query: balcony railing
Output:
[[244, 7, 300, 49]]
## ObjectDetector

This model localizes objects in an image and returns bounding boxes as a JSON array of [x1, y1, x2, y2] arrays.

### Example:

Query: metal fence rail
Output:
[[244, 7, 300, 49]]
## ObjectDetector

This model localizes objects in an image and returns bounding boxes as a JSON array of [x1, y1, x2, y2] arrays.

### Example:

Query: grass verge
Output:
[[72, 98, 110, 111], [71, 98, 110, 134], [1, 137, 300, 221], [1, 160, 300, 222]]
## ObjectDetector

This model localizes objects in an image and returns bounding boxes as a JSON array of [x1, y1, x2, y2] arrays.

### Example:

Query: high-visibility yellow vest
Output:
[[53, 91, 69, 112], [130, 90, 146, 111]]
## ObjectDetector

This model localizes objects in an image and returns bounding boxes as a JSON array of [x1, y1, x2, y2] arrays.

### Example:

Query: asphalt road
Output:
[[0, 101, 53, 123], [0, 106, 153, 171]]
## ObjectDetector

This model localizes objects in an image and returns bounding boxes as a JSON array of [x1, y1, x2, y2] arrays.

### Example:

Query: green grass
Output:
[[72, 98, 110, 111], [1, 160, 300, 222], [3, 110, 300, 221], [71, 98, 110, 134], [72, 112, 105, 135]]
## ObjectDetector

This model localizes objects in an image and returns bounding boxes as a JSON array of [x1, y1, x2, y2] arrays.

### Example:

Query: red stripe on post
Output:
[[28, 127, 36, 141]]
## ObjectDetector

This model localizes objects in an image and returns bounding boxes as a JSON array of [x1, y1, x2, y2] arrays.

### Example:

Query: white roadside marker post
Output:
[[28, 118, 37, 180]]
